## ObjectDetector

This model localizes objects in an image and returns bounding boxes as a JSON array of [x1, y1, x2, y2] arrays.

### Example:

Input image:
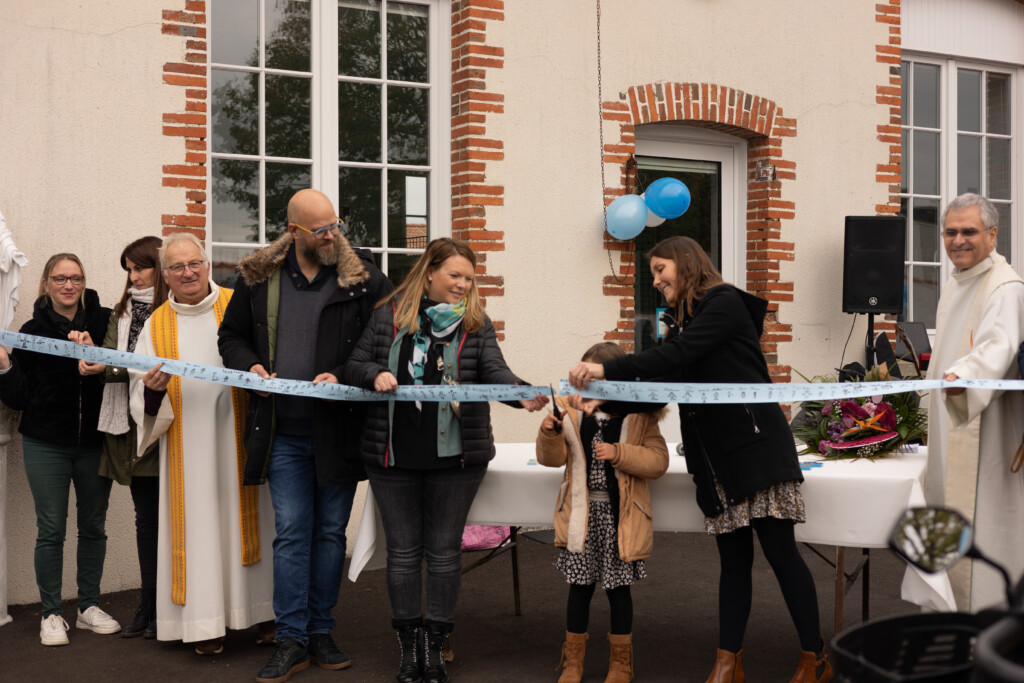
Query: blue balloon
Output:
[[644, 178, 691, 219], [605, 195, 647, 240]]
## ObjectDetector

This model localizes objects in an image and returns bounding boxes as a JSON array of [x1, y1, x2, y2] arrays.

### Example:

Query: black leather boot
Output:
[[422, 621, 452, 683], [394, 620, 422, 683], [122, 589, 154, 639]]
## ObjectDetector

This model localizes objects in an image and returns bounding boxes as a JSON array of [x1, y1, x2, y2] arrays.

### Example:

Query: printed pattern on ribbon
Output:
[[4, 328, 1023, 404]]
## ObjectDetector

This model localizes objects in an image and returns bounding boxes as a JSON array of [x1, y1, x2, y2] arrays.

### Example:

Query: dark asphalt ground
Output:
[[0, 531, 916, 682]]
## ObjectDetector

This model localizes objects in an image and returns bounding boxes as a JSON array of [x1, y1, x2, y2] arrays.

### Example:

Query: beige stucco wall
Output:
[[0, 2, 190, 606], [486, 0, 892, 445]]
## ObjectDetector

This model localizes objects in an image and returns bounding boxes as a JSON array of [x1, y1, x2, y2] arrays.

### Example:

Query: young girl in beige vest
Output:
[[537, 342, 669, 683]]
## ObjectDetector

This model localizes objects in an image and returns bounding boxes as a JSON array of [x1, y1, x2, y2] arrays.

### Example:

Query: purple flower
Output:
[[875, 402, 896, 431], [841, 400, 869, 420], [821, 402, 833, 416], [818, 442, 828, 455], [842, 416, 855, 428]]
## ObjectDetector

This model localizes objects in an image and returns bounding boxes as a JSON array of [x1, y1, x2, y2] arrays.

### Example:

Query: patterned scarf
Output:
[[409, 297, 466, 411]]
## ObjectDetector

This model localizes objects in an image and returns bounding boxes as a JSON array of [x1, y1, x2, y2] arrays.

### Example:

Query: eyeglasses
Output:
[[943, 227, 993, 239], [164, 259, 206, 276], [289, 218, 343, 240], [50, 276, 84, 287]]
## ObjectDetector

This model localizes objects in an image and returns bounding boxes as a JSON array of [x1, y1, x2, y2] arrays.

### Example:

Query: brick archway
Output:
[[601, 83, 796, 382]]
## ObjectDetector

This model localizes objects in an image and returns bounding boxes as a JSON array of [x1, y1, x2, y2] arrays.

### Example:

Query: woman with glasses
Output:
[[0, 253, 121, 646], [343, 238, 547, 683], [78, 237, 168, 639]]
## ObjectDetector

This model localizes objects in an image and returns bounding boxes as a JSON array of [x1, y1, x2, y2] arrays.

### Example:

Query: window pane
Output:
[[987, 137, 1011, 199], [900, 61, 909, 125], [994, 202, 1011, 263], [266, 0, 311, 72], [385, 252, 420, 288], [957, 69, 981, 132], [387, 2, 429, 83], [911, 265, 939, 328], [211, 0, 258, 66], [212, 69, 258, 155], [957, 135, 981, 195], [266, 75, 311, 159], [900, 128, 909, 193], [388, 171, 429, 249], [212, 158, 260, 243], [339, 82, 382, 162], [912, 198, 940, 262], [339, 0, 381, 78], [387, 86, 428, 164], [913, 63, 939, 128], [912, 130, 939, 195], [339, 166, 383, 247], [266, 162, 312, 241], [987, 73, 1010, 135], [211, 245, 259, 287]]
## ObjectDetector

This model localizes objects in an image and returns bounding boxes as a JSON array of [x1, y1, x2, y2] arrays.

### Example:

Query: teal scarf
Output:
[[409, 298, 466, 408]]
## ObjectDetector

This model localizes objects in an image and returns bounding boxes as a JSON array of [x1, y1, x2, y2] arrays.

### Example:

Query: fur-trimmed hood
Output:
[[235, 231, 370, 289]]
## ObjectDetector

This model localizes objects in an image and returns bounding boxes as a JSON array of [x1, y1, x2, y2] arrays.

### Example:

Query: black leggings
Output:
[[566, 583, 632, 635], [715, 517, 821, 653]]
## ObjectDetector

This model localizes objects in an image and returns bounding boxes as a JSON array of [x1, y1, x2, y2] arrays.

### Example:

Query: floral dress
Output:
[[704, 477, 806, 535], [556, 413, 647, 589]]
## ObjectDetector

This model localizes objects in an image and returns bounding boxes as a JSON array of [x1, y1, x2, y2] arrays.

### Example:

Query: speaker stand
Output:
[[865, 313, 875, 370]]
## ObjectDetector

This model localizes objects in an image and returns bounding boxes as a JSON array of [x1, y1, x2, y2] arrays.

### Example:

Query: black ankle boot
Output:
[[394, 622, 422, 683], [422, 621, 452, 683], [144, 589, 157, 639], [122, 589, 154, 638]]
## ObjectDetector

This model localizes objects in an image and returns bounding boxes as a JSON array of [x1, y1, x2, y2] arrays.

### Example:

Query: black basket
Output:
[[831, 612, 980, 682]]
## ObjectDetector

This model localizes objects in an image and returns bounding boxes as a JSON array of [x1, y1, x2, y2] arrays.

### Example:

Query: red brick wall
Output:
[[875, 0, 903, 339], [161, 2, 208, 239], [450, 0, 506, 338], [603, 83, 797, 382]]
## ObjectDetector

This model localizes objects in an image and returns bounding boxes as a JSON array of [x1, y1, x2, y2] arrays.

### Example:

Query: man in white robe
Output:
[[924, 193, 1024, 612], [130, 233, 274, 651]]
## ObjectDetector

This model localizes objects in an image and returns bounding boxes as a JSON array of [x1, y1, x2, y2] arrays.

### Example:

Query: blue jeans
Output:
[[366, 463, 487, 625], [22, 436, 112, 616], [267, 435, 357, 644]]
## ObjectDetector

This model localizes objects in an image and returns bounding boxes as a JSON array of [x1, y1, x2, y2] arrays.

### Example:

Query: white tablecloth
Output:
[[348, 443, 953, 610]]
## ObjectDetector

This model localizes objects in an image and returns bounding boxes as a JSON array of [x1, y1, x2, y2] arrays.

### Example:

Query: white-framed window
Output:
[[900, 55, 1018, 328], [209, 0, 451, 285]]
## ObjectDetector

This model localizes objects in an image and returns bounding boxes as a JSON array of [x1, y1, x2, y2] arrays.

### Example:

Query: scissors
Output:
[[549, 384, 564, 433]]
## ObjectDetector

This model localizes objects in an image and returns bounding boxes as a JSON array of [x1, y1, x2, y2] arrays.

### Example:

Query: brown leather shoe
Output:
[[255, 620, 277, 646], [789, 647, 832, 683], [194, 637, 225, 656], [705, 648, 745, 683]]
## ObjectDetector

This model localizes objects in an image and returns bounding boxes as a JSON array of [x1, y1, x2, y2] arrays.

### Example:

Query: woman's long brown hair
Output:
[[646, 236, 725, 318], [380, 237, 485, 334], [114, 236, 169, 318]]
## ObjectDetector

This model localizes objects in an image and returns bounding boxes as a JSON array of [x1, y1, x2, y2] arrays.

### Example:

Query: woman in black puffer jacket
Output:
[[569, 236, 830, 683], [343, 238, 546, 683], [0, 253, 120, 646]]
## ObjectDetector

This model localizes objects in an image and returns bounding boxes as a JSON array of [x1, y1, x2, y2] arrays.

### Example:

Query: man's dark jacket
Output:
[[218, 232, 392, 486]]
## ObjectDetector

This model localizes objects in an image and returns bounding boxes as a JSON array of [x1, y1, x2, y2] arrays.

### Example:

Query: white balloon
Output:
[[646, 209, 666, 227]]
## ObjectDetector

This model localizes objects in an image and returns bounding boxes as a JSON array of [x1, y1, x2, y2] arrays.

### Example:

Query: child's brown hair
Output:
[[581, 342, 625, 364]]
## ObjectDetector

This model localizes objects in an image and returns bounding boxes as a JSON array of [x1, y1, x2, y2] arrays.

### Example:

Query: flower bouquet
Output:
[[791, 365, 927, 460]]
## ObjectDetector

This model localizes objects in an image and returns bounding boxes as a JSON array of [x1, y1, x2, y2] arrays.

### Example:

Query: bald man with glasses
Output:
[[219, 188, 392, 682]]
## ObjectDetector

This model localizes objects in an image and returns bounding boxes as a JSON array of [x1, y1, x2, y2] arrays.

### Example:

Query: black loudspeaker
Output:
[[842, 216, 906, 314]]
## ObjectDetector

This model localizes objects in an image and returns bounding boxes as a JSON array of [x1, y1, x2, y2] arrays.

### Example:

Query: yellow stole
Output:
[[149, 288, 259, 606]]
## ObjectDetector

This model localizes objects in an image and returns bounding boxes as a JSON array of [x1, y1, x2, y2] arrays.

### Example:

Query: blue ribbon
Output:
[[2, 328, 1019, 404]]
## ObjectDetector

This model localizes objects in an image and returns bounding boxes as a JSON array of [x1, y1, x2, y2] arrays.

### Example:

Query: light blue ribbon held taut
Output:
[[1, 329, 1020, 404]]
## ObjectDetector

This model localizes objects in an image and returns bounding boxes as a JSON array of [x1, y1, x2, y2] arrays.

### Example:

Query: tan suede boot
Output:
[[605, 633, 633, 682], [556, 631, 588, 683], [704, 648, 745, 683], [789, 646, 832, 683]]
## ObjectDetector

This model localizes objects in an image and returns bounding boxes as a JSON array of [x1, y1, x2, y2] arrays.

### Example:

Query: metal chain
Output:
[[596, 0, 623, 282]]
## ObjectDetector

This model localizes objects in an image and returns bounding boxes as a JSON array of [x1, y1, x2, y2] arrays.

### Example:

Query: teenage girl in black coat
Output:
[[569, 236, 831, 683]]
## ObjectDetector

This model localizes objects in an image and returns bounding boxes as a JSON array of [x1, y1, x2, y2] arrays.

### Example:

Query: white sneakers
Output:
[[40, 614, 70, 646], [76, 606, 122, 634], [40, 607, 122, 646]]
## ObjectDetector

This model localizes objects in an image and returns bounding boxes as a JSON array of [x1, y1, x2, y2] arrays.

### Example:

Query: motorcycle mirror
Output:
[[888, 506, 973, 574]]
